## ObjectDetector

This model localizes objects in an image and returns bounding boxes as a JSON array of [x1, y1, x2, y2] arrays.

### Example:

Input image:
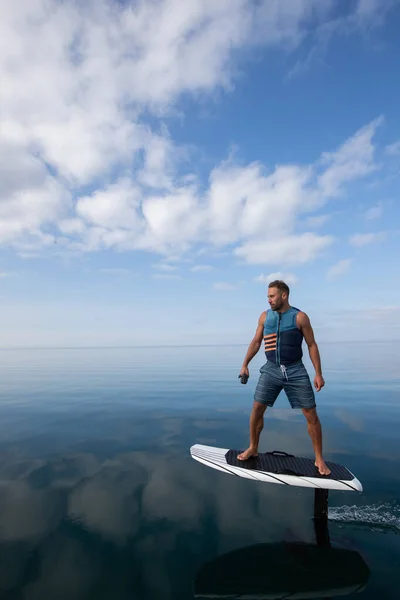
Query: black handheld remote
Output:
[[239, 373, 249, 384]]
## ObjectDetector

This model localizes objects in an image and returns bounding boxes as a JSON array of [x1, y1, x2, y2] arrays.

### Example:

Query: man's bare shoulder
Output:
[[258, 310, 267, 325], [296, 310, 311, 328]]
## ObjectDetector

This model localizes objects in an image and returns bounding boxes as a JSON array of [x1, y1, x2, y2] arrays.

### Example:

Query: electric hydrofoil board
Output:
[[190, 444, 362, 492]]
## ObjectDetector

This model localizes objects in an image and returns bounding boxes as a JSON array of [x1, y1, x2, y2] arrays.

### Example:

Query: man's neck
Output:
[[277, 303, 291, 314]]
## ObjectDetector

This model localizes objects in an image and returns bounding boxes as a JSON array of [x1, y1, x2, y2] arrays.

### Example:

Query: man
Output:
[[237, 280, 331, 476]]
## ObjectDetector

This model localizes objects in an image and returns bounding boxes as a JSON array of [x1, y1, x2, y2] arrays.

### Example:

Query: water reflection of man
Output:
[[238, 280, 331, 476]]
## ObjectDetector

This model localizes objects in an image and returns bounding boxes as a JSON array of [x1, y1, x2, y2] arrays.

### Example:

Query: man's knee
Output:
[[252, 401, 267, 416], [302, 407, 319, 425]]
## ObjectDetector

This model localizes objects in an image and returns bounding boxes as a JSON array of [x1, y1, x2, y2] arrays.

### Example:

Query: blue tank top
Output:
[[263, 306, 303, 366]]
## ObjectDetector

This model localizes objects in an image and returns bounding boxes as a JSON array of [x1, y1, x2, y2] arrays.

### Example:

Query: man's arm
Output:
[[240, 311, 266, 375], [297, 311, 325, 391]]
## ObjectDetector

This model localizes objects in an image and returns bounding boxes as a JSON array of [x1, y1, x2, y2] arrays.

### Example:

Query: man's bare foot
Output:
[[237, 447, 258, 461], [315, 458, 331, 476]]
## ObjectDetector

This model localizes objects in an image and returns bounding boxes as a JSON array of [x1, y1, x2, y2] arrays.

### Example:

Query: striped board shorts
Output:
[[254, 359, 316, 409]]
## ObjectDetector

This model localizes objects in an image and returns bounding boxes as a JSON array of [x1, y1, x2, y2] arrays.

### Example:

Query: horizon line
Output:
[[0, 339, 399, 351]]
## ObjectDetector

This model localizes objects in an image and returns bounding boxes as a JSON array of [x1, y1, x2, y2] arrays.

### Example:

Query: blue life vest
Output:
[[263, 306, 303, 366]]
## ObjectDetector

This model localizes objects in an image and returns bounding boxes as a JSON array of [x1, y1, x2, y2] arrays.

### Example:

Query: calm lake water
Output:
[[0, 342, 399, 599]]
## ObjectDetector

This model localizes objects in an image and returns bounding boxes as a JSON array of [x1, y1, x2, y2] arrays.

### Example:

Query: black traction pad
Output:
[[225, 450, 352, 480]]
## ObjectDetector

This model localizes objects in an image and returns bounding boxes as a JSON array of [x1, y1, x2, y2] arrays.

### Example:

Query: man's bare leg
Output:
[[302, 407, 331, 475], [237, 402, 267, 460]]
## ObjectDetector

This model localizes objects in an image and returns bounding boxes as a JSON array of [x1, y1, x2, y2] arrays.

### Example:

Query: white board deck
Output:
[[190, 444, 363, 492]]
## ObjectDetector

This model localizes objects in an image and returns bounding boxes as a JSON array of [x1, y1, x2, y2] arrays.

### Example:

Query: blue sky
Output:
[[1, 0, 400, 347]]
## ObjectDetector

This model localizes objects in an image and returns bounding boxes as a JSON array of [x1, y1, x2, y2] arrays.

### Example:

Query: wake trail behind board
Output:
[[190, 444, 363, 492]]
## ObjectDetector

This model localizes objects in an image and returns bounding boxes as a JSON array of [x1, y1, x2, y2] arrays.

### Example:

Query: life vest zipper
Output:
[[277, 313, 282, 365]]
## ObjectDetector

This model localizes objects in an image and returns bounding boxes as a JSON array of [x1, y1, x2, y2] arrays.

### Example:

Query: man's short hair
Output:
[[268, 280, 290, 296]]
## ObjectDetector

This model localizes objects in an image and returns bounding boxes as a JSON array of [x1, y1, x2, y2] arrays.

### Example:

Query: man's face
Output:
[[268, 287, 284, 311]]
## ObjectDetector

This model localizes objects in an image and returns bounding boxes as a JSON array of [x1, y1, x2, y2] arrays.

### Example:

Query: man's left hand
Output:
[[314, 374, 325, 392]]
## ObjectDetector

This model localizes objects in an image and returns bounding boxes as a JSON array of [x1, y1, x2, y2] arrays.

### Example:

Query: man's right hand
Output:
[[240, 366, 249, 378], [238, 312, 264, 383], [239, 366, 250, 383]]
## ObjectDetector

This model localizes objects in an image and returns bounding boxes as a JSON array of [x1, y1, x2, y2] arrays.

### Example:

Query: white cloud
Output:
[[190, 265, 214, 272], [317, 116, 383, 198], [255, 272, 299, 286], [0, 0, 318, 188], [99, 268, 136, 276], [152, 273, 182, 280], [326, 258, 351, 281], [385, 140, 400, 156], [139, 188, 205, 254], [235, 233, 333, 266], [205, 162, 313, 246], [152, 263, 178, 272], [355, 0, 397, 21], [356, 305, 400, 320], [76, 179, 141, 230], [287, 0, 399, 78], [213, 282, 237, 291], [58, 218, 86, 236], [0, 1, 393, 268], [365, 203, 383, 220], [135, 118, 381, 264], [349, 231, 387, 247], [305, 214, 331, 227], [0, 139, 69, 246], [1, 115, 382, 266]]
